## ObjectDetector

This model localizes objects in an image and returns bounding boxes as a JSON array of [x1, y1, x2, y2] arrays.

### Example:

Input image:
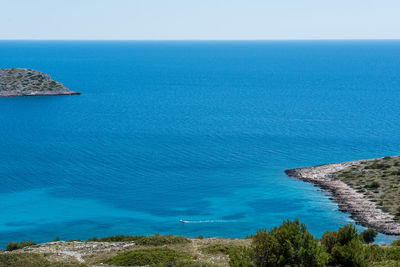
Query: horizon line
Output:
[[1, 38, 400, 42]]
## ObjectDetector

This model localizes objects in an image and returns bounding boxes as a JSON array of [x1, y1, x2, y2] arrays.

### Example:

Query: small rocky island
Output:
[[0, 68, 79, 97], [286, 156, 400, 235]]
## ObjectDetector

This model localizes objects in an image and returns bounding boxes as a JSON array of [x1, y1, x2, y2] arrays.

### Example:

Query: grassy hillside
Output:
[[1, 222, 399, 267]]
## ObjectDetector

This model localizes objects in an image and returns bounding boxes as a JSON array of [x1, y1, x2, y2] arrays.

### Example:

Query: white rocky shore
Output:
[[0, 68, 79, 97], [285, 159, 400, 235]]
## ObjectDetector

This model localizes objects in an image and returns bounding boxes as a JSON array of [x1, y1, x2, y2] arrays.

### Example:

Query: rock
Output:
[[285, 158, 400, 235], [0, 68, 80, 97]]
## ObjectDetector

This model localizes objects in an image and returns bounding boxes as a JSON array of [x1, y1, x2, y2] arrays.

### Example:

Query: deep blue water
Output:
[[0, 41, 399, 246]]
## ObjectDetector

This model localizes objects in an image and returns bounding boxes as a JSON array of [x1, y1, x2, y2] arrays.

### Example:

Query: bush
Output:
[[5, 241, 18, 251], [251, 219, 328, 266], [88, 233, 190, 246], [321, 231, 338, 253], [391, 239, 400, 246], [228, 247, 254, 267], [336, 224, 360, 245], [103, 248, 189, 266], [5, 240, 37, 251], [360, 228, 378, 244], [331, 239, 367, 267], [366, 182, 380, 189], [326, 224, 368, 267]]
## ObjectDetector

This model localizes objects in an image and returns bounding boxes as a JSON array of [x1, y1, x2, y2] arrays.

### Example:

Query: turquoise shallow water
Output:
[[0, 41, 399, 246]]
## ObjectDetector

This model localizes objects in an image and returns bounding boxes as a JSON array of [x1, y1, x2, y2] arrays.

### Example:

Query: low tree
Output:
[[320, 231, 338, 253], [326, 224, 368, 267], [331, 239, 367, 267], [336, 224, 360, 245], [251, 219, 328, 266], [360, 228, 378, 244]]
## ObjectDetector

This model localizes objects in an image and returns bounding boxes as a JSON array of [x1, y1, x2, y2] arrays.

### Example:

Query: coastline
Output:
[[285, 158, 400, 235], [0, 68, 80, 97], [0, 91, 80, 97]]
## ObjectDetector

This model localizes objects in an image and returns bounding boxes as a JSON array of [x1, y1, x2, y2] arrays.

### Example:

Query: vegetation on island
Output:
[[1, 220, 399, 267], [332, 156, 400, 221], [0, 68, 79, 96]]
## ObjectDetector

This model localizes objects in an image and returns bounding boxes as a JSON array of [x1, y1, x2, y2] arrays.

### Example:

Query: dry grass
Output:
[[0, 237, 249, 267]]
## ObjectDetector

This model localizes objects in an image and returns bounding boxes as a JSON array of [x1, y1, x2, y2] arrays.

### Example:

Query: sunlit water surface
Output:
[[0, 41, 399, 246]]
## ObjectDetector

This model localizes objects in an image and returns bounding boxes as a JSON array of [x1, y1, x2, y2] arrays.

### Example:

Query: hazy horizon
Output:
[[1, 0, 400, 40]]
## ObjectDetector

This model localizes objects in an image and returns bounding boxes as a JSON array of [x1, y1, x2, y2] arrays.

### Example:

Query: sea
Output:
[[0, 41, 399, 246]]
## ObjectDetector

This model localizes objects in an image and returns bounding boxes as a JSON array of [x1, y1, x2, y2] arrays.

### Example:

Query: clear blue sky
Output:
[[1, 0, 400, 40]]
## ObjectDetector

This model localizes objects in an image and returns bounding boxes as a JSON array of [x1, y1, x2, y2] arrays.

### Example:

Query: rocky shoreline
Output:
[[285, 158, 400, 235], [0, 68, 79, 97], [0, 91, 80, 97]]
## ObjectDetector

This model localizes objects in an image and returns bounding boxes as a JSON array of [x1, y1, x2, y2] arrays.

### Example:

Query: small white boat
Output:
[[179, 219, 187, 223]]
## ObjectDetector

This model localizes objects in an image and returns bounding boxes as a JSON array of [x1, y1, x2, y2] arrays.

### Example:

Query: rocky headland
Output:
[[285, 156, 400, 235], [0, 68, 79, 97]]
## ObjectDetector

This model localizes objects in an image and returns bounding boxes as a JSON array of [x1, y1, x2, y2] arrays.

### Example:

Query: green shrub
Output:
[[366, 244, 385, 262], [391, 239, 400, 246], [5, 240, 37, 251], [331, 239, 367, 267], [251, 219, 328, 266], [360, 228, 378, 244], [336, 224, 360, 245], [325, 224, 368, 267], [366, 182, 380, 189], [88, 233, 190, 246], [228, 247, 254, 267], [103, 248, 189, 266], [5, 241, 18, 251], [320, 231, 338, 253]]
